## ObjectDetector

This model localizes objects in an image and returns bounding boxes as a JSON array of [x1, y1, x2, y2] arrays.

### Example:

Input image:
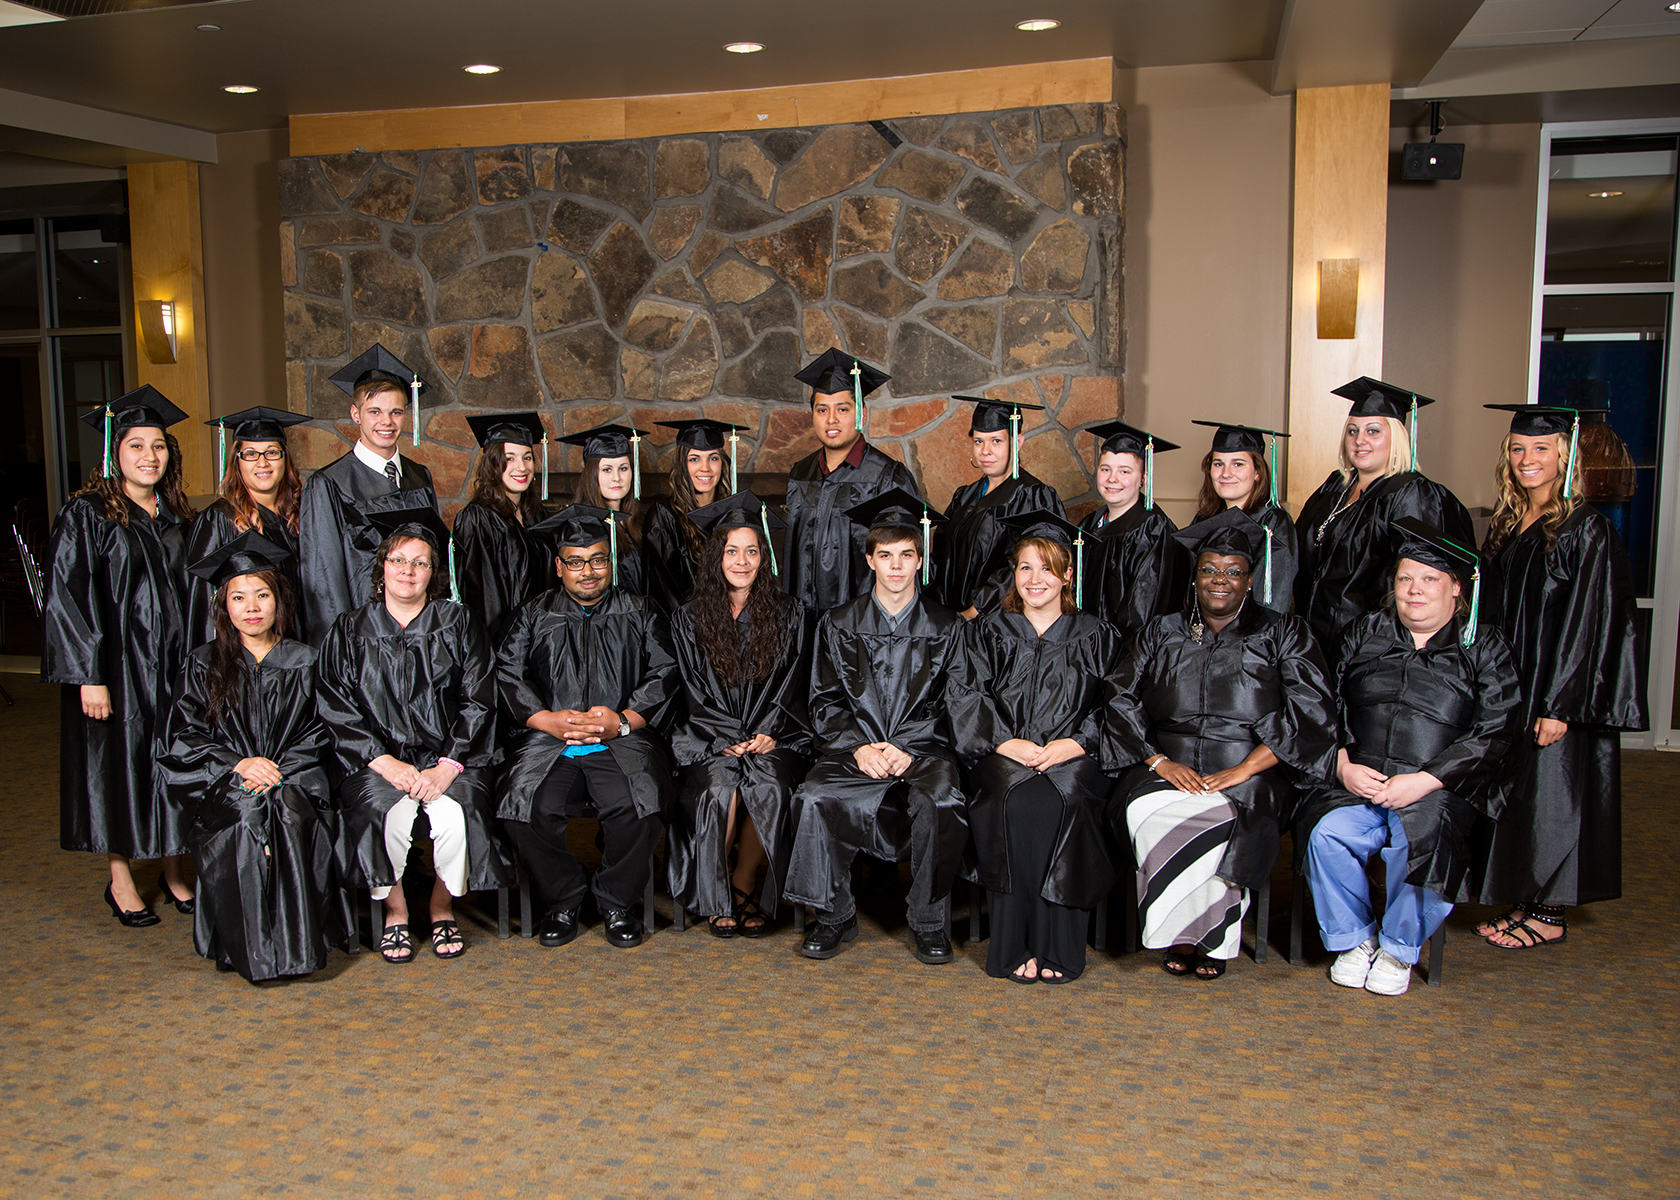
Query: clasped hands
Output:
[[853, 741, 913, 779], [1335, 749, 1442, 810], [528, 706, 634, 746], [723, 733, 776, 757], [232, 756, 283, 794], [996, 738, 1085, 773], [370, 753, 461, 803]]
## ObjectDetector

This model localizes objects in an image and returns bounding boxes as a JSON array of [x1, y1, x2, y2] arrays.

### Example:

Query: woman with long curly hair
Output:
[[1470, 405, 1647, 949], [641, 419, 742, 615], [42, 387, 198, 925], [559, 423, 651, 600], [160, 532, 344, 982], [665, 492, 814, 936], [455, 413, 554, 644], [1188, 420, 1295, 614], [186, 407, 309, 648]]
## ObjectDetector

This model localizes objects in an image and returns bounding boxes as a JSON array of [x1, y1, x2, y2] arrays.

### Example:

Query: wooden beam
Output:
[[1286, 84, 1390, 509], [128, 160, 213, 495], [289, 58, 1113, 155]]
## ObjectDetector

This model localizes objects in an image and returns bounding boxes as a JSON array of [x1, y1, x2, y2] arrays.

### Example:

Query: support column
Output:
[[1286, 84, 1389, 509], [128, 160, 213, 495]]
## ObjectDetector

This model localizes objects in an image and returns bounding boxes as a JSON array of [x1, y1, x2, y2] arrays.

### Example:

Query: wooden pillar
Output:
[[128, 160, 213, 495], [1285, 84, 1389, 508]]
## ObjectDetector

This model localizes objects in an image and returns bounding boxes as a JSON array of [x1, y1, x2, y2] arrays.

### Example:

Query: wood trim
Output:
[[289, 58, 1113, 155]]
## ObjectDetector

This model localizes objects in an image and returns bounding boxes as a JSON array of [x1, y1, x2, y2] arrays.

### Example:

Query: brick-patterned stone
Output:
[[435, 256, 528, 322], [892, 322, 992, 395], [1069, 143, 1122, 217], [651, 270, 704, 303], [937, 122, 1003, 174], [622, 348, 658, 400], [1022, 220, 1091, 293], [320, 153, 373, 198], [737, 208, 834, 302], [871, 397, 947, 437], [718, 330, 802, 403], [625, 299, 690, 351], [278, 159, 340, 217], [546, 199, 615, 254], [1020, 429, 1088, 497], [1002, 298, 1084, 371], [833, 263, 922, 319], [924, 304, 997, 355], [405, 439, 473, 500], [702, 400, 762, 438], [428, 325, 469, 384], [424, 409, 478, 449], [1059, 375, 1120, 428], [648, 205, 702, 260], [837, 195, 901, 257], [991, 112, 1039, 164], [1038, 107, 1081, 141], [457, 325, 542, 410], [299, 218, 380, 247], [478, 206, 533, 252], [834, 306, 889, 364], [289, 423, 349, 472], [384, 150, 419, 175], [938, 240, 1013, 301], [348, 250, 425, 326], [710, 184, 781, 235], [703, 259, 775, 305], [588, 223, 657, 328], [756, 405, 821, 472], [561, 143, 651, 220], [689, 230, 728, 275], [350, 168, 416, 222], [475, 149, 532, 204], [413, 151, 472, 225], [760, 130, 811, 164], [284, 292, 346, 358], [634, 407, 702, 446], [803, 308, 842, 355], [956, 177, 1039, 242], [895, 117, 946, 146], [538, 324, 619, 401], [776, 125, 892, 211], [895, 207, 968, 285], [531, 251, 597, 332], [301, 250, 343, 297], [654, 139, 709, 198], [911, 411, 979, 510], [1016, 151, 1067, 210], [279, 223, 297, 287], [418, 219, 481, 281], [720, 138, 778, 200], [876, 149, 965, 204], [1069, 300, 1095, 336], [533, 147, 557, 191]]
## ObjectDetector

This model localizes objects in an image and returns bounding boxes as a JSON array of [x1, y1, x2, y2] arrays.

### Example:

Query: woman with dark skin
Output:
[[1188, 420, 1295, 614], [642, 419, 743, 614], [559, 423, 650, 599], [455, 413, 554, 644], [1077, 421, 1184, 651]]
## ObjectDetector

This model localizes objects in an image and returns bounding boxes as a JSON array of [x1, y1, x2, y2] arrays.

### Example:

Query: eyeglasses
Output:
[[236, 448, 286, 462], [386, 555, 432, 572], [560, 555, 612, 571], [1197, 566, 1250, 580]]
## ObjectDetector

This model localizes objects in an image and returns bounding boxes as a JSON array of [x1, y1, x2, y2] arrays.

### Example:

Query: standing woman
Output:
[[559, 423, 650, 599], [160, 532, 344, 982], [186, 406, 310, 647], [1295, 379, 1475, 653], [1077, 421, 1185, 650], [1473, 405, 1647, 948], [937, 398, 1063, 619], [315, 507, 516, 962], [949, 512, 1125, 984], [1189, 420, 1295, 614], [455, 413, 554, 645], [642, 419, 744, 614], [666, 492, 815, 936], [43, 387, 198, 924]]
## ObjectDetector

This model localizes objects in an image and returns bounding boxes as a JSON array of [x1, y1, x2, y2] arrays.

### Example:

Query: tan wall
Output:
[[1383, 121, 1541, 512], [1113, 62, 1295, 526]]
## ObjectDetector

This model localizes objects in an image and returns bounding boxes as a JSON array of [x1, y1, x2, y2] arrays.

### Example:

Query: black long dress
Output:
[[315, 599, 516, 893], [184, 500, 303, 649], [782, 443, 921, 612], [159, 639, 346, 981], [1295, 471, 1474, 654], [1294, 612, 1523, 901], [937, 472, 1063, 614], [453, 499, 554, 646], [641, 500, 700, 615], [42, 494, 191, 859], [1476, 508, 1648, 906], [665, 595, 815, 917], [1078, 503, 1185, 651], [949, 609, 1126, 978]]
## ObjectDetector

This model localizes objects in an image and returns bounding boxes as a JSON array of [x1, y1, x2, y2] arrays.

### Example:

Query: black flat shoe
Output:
[[536, 908, 580, 948], [912, 928, 954, 965], [157, 871, 195, 915], [798, 915, 858, 960], [103, 884, 159, 928], [602, 907, 645, 948]]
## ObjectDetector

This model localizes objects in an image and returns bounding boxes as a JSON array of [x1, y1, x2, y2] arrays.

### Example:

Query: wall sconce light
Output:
[[1317, 259, 1359, 339], [138, 299, 177, 364]]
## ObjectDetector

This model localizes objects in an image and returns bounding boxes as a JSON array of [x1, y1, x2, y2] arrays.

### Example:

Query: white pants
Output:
[[370, 795, 469, 901]]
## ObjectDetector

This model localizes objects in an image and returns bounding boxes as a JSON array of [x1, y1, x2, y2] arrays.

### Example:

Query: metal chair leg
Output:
[[367, 892, 383, 953], [1251, 875, 1271, 963], [1289, 873, 1306, 966], [968, 879, 982, 943], [942, 891, 952, 939], [1426, 926, 1446, 987], [518, 872, 534, 939], [642, 853, 657, 936], [496, 886, 511, 940], [793, 903, 805, 938]]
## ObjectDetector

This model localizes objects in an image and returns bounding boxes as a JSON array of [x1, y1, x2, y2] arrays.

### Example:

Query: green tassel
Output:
[[1010, 407, 1021, 481], [101, 406, 113, 478], [411, 376, 421, 448], [729, 430, 739, 494], [1144, 437, 1155, 512], [1408, 396, 1419, 473], [921, 510, 932, 585], [1563, 414, 1579, 500], [760, 504, 778, 577], [1268, 435, 1280, 507], [631, 432, 641, 500], [1074, 533, 1084, 612], [1462, 567, 1481, 647], [851, 361, 864, 433], [447, 536, 460, 604], [541, 434, 549, 502], [609, 515, 620, 587], [217, 421, 226, 481], [1263, 528, 1273, 606]]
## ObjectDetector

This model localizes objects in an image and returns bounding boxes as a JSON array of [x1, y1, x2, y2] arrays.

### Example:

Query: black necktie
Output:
[[384, 460, 399, 488]]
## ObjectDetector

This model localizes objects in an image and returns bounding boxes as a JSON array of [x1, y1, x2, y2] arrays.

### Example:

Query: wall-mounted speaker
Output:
[[1400, 143, 1464, 180]]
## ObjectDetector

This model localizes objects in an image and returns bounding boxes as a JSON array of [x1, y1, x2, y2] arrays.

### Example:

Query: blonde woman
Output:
[[1472, 404, 1646, 949]]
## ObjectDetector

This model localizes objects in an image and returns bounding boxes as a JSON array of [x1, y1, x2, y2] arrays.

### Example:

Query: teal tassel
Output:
[[631, 432, 642, 500], [101, 406, 113, 478], [1563, 414, 1580, 500], [760, 504, 778, 577], [729, 431, 739, 494], [541, 434, 549, 502], [1010, 408, 1021, 481], [1408, 396, 1419, 473], [447, 536, 460, 604], [1268, 435, 1280, 507], [411, 376, 421, 448], [1462, 567, 1481, 647], [921, 510, 932, 585], [1263, 528, 1273, 606], [1144, 437, 1155, 512], [1073, 534, 1084, 612], [851, 361, 864, 432], [609, 516, 620, 587], [217, 421, 226, 481]]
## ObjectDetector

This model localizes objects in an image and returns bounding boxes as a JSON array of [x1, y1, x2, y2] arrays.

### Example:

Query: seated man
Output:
[[784, 489, 968, 965], [495, 505, 678, 949]]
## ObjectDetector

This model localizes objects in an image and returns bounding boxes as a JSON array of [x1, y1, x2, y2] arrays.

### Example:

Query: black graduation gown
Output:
[[1294, 612, 1523, 902], [1476, 508, 1648, 906], [782, 444, 921, 611], [1078, 503, 1186, 652], [494, 587, 680, 823], [42, 494, 190, 859], [937, 472, 1064, 614], [298, 450, 436, 645], [783, 592, 969, 908], [1110, 604, 1338, 890], [159, 639, 346, 981], [948, 610, 1125, 910], [665, 596, 816, 917], [1294, 471, 1474, 655], [184, 500, 304, 648], [453, 500, 554, 646], [315, 599, 515, 892], [640, 500, 700, 615], [1252, 502, 1297, 615]]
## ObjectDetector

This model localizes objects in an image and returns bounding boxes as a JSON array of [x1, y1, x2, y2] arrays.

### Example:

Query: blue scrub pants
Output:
[[1306, 805, 1452, 965]]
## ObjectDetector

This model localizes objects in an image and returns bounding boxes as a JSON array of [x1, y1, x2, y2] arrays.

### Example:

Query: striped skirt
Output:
[[1126, 784, 1249, 960]]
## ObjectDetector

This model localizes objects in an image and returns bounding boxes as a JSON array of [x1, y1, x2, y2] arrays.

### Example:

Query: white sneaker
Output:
[[1330, 938, 1379, 988], [1364, 949, 1414, 996]]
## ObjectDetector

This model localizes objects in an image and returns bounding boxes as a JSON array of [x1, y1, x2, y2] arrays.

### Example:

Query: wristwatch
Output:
[[617, 715, 631, 739]]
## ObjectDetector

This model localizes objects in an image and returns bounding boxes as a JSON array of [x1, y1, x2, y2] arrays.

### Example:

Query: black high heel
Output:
[[157, 870, 195, 915], [103, 883, 159, 928]]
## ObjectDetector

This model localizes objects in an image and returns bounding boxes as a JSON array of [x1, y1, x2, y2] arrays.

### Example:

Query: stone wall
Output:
[[278, 103, 1124, 514]]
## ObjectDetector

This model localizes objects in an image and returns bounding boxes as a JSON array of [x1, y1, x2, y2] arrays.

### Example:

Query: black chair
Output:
[[1287, 869, 1445, 986], [511, 853, 659, 940]]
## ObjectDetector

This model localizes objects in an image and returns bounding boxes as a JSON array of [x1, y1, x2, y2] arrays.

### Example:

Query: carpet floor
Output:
[[1, 673, 1675, 1199]]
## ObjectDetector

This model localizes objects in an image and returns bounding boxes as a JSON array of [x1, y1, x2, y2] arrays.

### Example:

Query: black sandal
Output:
[[1488, 904, 1567, 949], [1473, 905, 1527, 939], [707, 911, 739, 939], [431, 919, 465, 959], [1193, 954, 1227, 980], [1162, 948, 1197, 977], [379, 924, 414, 964], [734, 886, 770, 939], [1009, 960, 1039, 985]]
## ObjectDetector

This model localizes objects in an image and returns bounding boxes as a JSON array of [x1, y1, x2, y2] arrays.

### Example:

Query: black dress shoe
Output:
[[602, 907, 645, 948], [912, 928, 954, 965], [103, 884, 159, 928], [536, 908, 579, 948], [157, 870, 195, 915], [798, 915, 859, 960]]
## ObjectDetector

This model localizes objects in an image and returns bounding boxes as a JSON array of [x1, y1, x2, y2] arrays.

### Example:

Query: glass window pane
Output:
[[0, 218, 39, 331], [1545, 134, 1678, 285], [54, 333, 124, 495], [1537, 292, 1669, 597], [51, 216, 122, 329]]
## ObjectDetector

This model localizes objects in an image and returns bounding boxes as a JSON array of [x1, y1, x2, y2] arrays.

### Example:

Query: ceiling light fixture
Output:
[[1668, 2, 1680, 12], [222, 85, 259, 94], [463, 64, 501, 74], [1588, 190, 1625, 198], [1015, 18, 1061, 31], [196, 23, 220, 31], [724, 41, 765, 53]]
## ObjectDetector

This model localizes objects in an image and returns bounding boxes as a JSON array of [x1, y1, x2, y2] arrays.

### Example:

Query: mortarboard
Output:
[[1173, 507, 1267, 567], [328, 343, 431, 449], [657, 419, 750, 493], [186, 529, 295, 591], [1090, 420, 1182, 512], [1393, 515, 1483, 645], [795, 348, 890, 432], [845, 487, 946, 585], [80, 385, 188, 480], [688, 490, 786, 577]]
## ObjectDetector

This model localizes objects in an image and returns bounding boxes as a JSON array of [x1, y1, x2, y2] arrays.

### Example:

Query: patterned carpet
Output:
[[1, 672, 1675, 1199]]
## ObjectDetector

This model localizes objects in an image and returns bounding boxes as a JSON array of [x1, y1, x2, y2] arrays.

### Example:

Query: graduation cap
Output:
[[1332, 377, 1437, 473], [688, 490, 785, 577], [80, 386, 189, 480], [328, 344, 431, 449], [531, 503, 630, 587], [1089, 420, 1181, 512], [1173, 507, 1267, 571], [956, 396, 1046, 482], [657, 419, 750, 494], [1190, 419, 1289, 508], [1393, 516, 1483, 645], [1482, 404, 1607, 500], [468, 412, 552, 500], [205, 406, 311, 481], [1001, 509, 1088, 611], [186, 529, 295, 591], [795, 348, 890, 432], [366, 505, 460, 603], [845, 487, 946, 585], [557, 423, 649, 500]]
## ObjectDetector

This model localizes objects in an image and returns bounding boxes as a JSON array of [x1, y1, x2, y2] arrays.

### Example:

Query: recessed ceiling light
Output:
[[1668, 2, 1680, 13], [222, 85, 259, 94], [196, 23, 219, 31], [1015, 18, 1061, 31], [724, 41, 765, 53], [464, 64, 501, 74], [1588, 190, 1625, 198]]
